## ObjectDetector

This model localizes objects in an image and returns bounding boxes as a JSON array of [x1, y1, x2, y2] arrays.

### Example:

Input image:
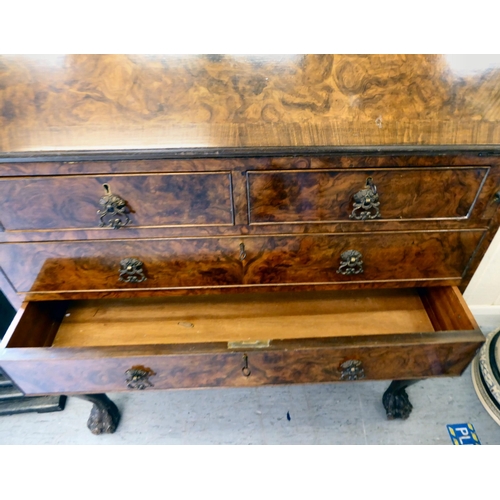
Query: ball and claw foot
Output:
[[382, 380, 419, 420], [75, 394, 121, 435], [383, 387, 413, 420]]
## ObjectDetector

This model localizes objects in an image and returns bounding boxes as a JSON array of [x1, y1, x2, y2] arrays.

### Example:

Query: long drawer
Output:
[[0, 287, 484, 395], [0, 230, 485, 295]]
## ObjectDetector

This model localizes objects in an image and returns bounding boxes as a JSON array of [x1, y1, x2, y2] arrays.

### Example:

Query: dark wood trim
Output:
[[1, 146, 500, 164]]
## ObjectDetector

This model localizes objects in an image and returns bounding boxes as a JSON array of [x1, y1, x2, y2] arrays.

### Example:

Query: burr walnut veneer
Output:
[[2, 55, 500, 433]]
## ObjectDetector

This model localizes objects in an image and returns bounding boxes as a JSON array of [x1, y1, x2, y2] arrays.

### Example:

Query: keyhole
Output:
[[103, 183, 111, 194], [239, 243, 247, 261], [242, 354, 251, 377], [366, 177, 377, 194]]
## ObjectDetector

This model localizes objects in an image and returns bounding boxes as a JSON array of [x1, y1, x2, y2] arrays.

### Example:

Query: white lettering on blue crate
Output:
[[446, 423, 481, 445]]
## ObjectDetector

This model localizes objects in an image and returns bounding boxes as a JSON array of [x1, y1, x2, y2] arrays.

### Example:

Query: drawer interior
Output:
[[3, 287, 479, 349]]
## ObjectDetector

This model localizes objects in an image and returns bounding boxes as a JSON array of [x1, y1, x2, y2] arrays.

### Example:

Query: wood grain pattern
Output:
[[419, 286, 479, 331], [0, 153, 498, 176], [1, 238, 245, 293], [18, 279, 469, 302], [0, 172, 233, 231], [247, 167, 488, 223], [461, 190, 500, 293], [0, 300, 67, 349], [0, 56, 496, 408], [0, 154, 496, 308], [0, 230, 485, 296], [0, 336, 484, 395], [1, 153, 498, 246], [3, 55, 500, 152], [52, 289, 435, 347], [242, 231, 485, 285], [0, 287, 484, 395]]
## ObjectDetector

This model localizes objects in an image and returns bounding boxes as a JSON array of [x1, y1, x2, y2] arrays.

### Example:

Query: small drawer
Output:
[[0, 287, 484, 395], [0, 172, 234, 231], [247, 167, 489, 224]]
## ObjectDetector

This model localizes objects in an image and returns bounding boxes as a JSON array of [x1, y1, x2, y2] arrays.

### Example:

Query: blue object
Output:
[[447, 423, 481, 445]]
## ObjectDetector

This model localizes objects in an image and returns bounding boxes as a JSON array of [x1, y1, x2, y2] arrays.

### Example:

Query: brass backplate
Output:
[[228, 339, 271, 349]]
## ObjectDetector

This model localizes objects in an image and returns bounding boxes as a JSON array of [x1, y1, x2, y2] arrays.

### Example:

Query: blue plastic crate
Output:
[[447, 423, 481, 445]]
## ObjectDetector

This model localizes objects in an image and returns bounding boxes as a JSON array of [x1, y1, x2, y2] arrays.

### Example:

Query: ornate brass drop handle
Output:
[[119, 258, 147, 283], [97, 183, 131, 229], [336, 250, 364, 275], [339, 360, 365, 381], [350, 177, 381, 220], [125, 366, 156, 390]]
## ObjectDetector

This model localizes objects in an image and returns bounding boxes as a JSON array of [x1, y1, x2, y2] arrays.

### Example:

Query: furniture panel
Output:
[[0, 238, 245, 294], [2, 55, 500, 432], [0, 229, 485, 296], [242, 230, 485, 285], [0, 287, 484, 395], [0, 172, 234, 231], [247, 167, 489, 224]]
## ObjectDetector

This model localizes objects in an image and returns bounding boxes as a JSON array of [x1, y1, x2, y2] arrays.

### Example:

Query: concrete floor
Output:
[[1, 319, 499, 445]]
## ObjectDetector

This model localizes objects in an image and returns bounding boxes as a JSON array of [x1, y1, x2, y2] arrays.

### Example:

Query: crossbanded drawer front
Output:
[[0, 341, 482, 394], [247, 167, 489, 224], [0, 172, 234, 231], [0, 288, 484, 394], [0, 239, 245, 293], [0, 230, 485, 294], [242, 230, 484, 285]]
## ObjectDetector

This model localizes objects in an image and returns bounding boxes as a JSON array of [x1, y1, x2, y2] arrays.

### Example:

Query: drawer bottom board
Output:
[[53, 289, 435, 347]]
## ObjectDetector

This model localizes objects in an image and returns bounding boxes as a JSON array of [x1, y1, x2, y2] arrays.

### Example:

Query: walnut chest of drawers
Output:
[[3, 54, 500, 434], [0, 151, 496, 432]]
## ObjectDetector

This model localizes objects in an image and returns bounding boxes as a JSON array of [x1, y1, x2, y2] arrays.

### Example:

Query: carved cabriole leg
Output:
[[382, 380, 421, 420], [74, 394, 120, 435]]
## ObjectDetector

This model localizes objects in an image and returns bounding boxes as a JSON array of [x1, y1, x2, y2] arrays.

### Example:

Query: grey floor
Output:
[[1, 319, 500, 445]]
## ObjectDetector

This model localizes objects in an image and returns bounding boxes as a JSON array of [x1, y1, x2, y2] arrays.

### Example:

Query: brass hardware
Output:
[[339, 360, 365, 381], [125, 366, 156, 390], [239, 242, 247, 261], [350, 177, 381, 220], [228, 339, 270, 349], [97, 183, 131, 229], [119, 257, 147, 283], [337, 250, 364, 275], [242, 354, 251, 377]]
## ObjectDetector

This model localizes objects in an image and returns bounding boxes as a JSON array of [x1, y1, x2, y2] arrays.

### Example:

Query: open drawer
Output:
[[0, 286, 484, 396]]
